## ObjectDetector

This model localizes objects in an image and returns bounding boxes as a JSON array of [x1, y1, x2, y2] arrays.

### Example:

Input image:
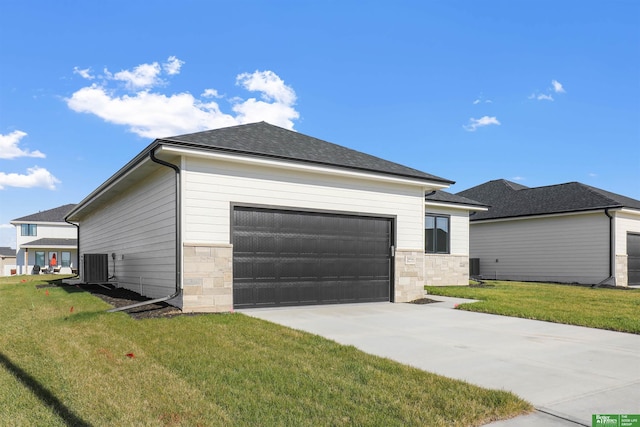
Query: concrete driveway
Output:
[[240, 297, 640, 426]]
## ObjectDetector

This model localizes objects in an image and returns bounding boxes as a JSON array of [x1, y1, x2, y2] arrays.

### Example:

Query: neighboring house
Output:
[[66, 121, 484, 313], [0, 246, 17, 276], [11, 204, 78, 274], [457, 179, 640, 286], [424, 191, 488, 285]]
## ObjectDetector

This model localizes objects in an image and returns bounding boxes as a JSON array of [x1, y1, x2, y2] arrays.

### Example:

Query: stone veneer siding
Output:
[[182, 244, 233, 312], [615, 254, 627, 287], [425, 254, 469, 286], [394, 249, 426, 302]]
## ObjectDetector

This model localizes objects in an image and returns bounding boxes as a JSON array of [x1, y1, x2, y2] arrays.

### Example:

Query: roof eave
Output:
[[66, 140, 161, 221], [425, 200, 489, 211], [470, 206, 622, 222], [159, 144, 452, 188]]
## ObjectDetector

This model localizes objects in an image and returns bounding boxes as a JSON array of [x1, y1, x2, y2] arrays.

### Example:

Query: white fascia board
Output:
[[424, 201, 489, 212], [471, 209, 612, 224], [617, 208, 640, 218], [159, 145, 450, 190], [11, 221, 71, 226], [67, 157, 155, 220], [20, 244, 77, 249]]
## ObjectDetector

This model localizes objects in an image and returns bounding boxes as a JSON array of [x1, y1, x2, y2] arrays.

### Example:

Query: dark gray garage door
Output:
[[233, 207, 393, 309], [628, 233, 640, 286]]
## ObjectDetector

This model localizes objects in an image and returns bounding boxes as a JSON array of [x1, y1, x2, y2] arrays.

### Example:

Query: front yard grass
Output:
[[0, 276, 531, 426], [427, 280, 640, 334]]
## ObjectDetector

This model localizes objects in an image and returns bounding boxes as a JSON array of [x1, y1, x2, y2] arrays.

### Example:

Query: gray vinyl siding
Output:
[[470, 212, 609, 284], [79, 167, 176, 299]]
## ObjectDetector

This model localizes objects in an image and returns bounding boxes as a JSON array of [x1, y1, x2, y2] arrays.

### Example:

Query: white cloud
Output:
[[463, 116, 501, 132], [202, 88, 222, 98], [0, 166, 60, 190], [73, 67, 94, 80], [237, 70, 296, 105], [472, 98, 492, 105], [0, 224, 13, 229], [552, 79, 565, 93], [163, 56, 184, 75], [66, 59, 300, 138], [0, 130, 46, 159], [529, 79, 566, 101], [67, 86, 238, 138], [511, 176, 525, 181], [113, 62, 163, 90], [530, 93, 554, 101]]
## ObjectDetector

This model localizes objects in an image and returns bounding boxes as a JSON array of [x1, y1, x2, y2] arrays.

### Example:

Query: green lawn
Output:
[[427, 281, 640, 334], [0, 275, 530, 426]]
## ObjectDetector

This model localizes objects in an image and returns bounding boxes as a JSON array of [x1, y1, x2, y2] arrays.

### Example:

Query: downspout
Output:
[[594, 208, 615, 287], [64, 218, 80, 277], [108, 145, 182, 312]]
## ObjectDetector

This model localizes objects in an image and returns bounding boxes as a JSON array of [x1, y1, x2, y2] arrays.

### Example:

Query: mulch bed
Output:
[[58, 283, 187, 320], [409, 297, 441, 305]]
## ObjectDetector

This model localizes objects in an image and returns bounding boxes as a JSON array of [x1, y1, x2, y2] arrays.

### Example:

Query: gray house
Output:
[[66, 122, 485, 312], [458, 179, 640, 286]]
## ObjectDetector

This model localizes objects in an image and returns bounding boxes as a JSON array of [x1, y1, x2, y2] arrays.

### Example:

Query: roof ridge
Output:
[[516, 182, 622, 207], [579, 183, 626, 207], [515, 181, 577, 192], [502, 179, 528, 191]]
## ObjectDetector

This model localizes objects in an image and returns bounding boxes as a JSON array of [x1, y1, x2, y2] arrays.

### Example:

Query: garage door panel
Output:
[[233, 207, 392, 308], [628, 234, 640, 286]]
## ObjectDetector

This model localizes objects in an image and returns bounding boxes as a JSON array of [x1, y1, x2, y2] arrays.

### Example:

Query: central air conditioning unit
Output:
[[469, 258, 480, 276], [84, 253, 109, 283]]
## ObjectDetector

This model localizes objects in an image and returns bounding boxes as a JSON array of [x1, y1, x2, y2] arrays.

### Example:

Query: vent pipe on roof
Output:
[[108, 145, 183, 312]]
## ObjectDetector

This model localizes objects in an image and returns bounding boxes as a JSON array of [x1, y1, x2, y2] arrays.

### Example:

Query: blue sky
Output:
[[1, 0, 639, 248]]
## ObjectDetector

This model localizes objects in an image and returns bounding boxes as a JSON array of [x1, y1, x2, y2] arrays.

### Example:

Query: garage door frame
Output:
[[230, 203, 396, 308], [628, 233, 640, 286]]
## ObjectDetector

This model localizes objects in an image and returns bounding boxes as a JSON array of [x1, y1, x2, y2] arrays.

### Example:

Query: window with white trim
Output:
[[21, 224, 37, 236]]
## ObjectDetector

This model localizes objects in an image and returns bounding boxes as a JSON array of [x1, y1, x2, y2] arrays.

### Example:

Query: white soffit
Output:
[[159, 145, 450, 190]]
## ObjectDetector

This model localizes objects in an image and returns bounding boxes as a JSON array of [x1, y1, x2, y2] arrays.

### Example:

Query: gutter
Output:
[[64, 218, 80, 277], [108, 145, 183, 313], [594, 208, 616, 287]]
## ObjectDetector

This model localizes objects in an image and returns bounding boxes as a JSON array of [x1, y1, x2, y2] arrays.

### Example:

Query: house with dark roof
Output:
[[11, 204, 78, 274], [66, 122, 486, 313], [424, 191, 488, 285], [0, 246, 17, 276], [457, 179, 640, 286]]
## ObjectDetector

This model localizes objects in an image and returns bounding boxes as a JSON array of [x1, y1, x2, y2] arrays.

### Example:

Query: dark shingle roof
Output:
[[458, 179, 640, 221], [12, 204, 77, 223], [0, 247, 15, 257], [425, 190, 488, 208], [21, 238, 77, 247], [161, 122, 454, 184]]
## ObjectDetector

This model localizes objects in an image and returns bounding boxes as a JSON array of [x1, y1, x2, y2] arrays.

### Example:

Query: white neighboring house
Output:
[[11, 204, 78, 274], [66, 122, 486, 313], [458, 179, 640, 286]]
